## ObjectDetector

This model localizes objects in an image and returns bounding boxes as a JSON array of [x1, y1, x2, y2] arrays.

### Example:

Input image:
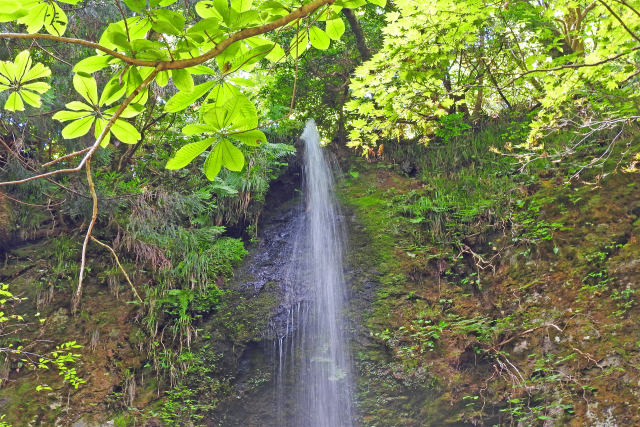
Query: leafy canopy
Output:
[[0, 0, 378, 179]]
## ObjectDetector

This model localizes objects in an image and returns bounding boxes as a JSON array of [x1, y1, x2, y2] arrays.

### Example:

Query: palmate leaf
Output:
[[202, 94, 257, 131], [204, 139, 244, 180], [0, 50, 51, 111], [205, 81, 240, 106]]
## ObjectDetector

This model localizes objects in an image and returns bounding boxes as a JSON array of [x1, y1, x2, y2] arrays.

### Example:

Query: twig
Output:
[[73, 157, 97, 313], [0, 191, 64, 208], [41, 147, 91, 168], [597, 0, 640, 44], [90, 236, 142, 303]]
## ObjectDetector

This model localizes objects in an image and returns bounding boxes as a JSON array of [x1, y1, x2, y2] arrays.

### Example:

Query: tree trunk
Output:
[[342, 8, 371, 61]]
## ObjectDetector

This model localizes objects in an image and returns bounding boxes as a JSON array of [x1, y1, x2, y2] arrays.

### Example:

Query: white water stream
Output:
[[273, 119, 354, 426]]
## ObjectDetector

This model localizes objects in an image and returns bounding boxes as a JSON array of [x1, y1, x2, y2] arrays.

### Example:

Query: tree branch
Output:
[[0, 0, 334, 70], [90, 236, 142, 303]]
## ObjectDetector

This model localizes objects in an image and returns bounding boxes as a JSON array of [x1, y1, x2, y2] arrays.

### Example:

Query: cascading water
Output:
[[219, 119, 354, 426], [298, 119, 353, 426], [272, 119, 354, 426]]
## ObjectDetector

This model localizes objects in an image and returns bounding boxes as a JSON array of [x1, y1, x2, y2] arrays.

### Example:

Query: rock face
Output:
[[0, 192, 12, 252]]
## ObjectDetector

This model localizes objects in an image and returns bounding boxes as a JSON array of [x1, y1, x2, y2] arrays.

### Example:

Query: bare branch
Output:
[[90, 236, 142, 303]]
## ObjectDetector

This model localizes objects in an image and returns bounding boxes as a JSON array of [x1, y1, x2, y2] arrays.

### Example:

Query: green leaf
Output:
[[94, 118, 112, 147], [53, 110, 91, 122], [205, 82, 240, 106], [61, 116, 95, 139], [171, 69, 194, 93], [74, 55, 112, 74], [151, 9, 185, 35], [166, 137, 215, 169], [325, 18, 345, 40], [164, 80, 216, 113], [5, 91, 24, 111], [99, 75, 126, 106], [246, 37, 285, 62], [259, 1, 289, 18], [65, 101, 93, 111], [230, 129, 266, 146], [367, 0, 386, 6], [182, 124, 217, 135], [309, 26, 330, 50], [195, 0, 225, 20], [223, 95, 258, 130], [122, 0, 146, 12], [335, 0, 366, 7], [230, 0, 253, 12], [23, 62, 51, 82], [0, 0, 29, 23], [228, 44, 273, 72], [111, 119, 141, 144], [202, 94, 257, 131], [289, 31, 308, 58], [20, 89, 41, 107], [43, 2, 67, 36], [73, 74, 98, 105], [13, 50, 32, 78], [205, 139, 244, 180], [17, 3, 47, 34], [156, 70, 169, 87], [105, 103, 145, 118], [22, 81, 50, 94], [216, 41, 242, 73]]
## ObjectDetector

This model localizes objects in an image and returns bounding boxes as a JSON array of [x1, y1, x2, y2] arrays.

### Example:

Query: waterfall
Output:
[[298, 119, 353, 426], [271, 119, 354, 426]]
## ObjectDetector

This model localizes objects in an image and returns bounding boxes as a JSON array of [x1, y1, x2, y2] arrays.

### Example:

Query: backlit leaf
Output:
[[166, 137, 215, 169], [61, 116, 95, 139]]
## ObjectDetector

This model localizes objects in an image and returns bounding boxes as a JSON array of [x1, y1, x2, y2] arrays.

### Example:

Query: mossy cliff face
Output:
[[339, 157, 640, 426]]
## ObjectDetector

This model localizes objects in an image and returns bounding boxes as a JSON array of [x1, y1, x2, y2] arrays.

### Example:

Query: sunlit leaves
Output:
[[6, 0, 80, 35], [172, 69, 194, 93], [289, 31, 309, 58], [73, 55, 113, 74], [166, 138, 216, 169], [204, 139, 244, 179], [53, 74, 143, 146], [309, 26, 330, 50], [164, 80, 218, 112], [73, 74, 98, 105], [325, 18, 345, 40], [0, 50, 51, 111], [166, 94, 264, 179]]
